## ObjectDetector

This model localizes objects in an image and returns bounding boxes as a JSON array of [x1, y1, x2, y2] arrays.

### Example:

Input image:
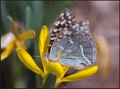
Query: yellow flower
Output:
[[17, 25, 98, 87], [93, 35, 111, 76], [1, 16, 36, 61]]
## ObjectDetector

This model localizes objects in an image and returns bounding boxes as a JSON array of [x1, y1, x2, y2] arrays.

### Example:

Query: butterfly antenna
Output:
[[56, 48, 66, 62], [33, 55, 41, 58]]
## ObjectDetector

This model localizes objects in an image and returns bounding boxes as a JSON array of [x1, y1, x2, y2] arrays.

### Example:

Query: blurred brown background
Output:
[[66, 1, 119, 88]]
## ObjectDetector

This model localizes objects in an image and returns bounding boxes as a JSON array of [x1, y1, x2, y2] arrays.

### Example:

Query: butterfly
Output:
[[47, 8, 96, 69]]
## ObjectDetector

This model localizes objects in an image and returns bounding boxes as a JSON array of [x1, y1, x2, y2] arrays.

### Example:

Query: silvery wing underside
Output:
[[49, 21, 96, 69]]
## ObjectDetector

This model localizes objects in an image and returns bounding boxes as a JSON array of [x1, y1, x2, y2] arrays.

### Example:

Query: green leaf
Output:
[[25, 6, 34, 49], [32, 1, 44, 36], [25, 6, 33, 29], [43, 73, 56, 88], [36, 74, 43, 88], [1, 1, 10, 33], [27, 70, 36, 88]]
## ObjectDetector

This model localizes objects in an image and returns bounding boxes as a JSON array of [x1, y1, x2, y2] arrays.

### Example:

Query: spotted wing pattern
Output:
[[49, 8, 77, 45]]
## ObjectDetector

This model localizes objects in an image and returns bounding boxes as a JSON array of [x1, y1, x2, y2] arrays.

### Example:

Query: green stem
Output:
[[43, 73, 56, 88]]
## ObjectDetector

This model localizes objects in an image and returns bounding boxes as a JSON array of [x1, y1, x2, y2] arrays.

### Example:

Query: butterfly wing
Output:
[[49, 8, 77, 45], [49, 21, 96, 69]]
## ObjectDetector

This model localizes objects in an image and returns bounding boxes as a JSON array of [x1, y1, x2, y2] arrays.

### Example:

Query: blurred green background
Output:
[[1, 1, 76, 88]]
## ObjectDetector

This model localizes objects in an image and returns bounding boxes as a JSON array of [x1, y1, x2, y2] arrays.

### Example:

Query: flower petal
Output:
[[1, 41, 14, 61], [17, 48, 44, 76], [95, 35, 111, 75], [59, 65, 98, 82], [17, 30, 36, 40], [1, 32, 16, 49], [38, 25, 50, 72], [15, 39, 26, 50], [8, 16, 21, 36], [39, 25, 50, 56], [62, 66, 69, 78], [46, 62, 64, 81]]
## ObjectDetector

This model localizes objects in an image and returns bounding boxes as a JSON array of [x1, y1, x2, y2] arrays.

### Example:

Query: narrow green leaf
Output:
[[43, 73, 56, 88], [36, 74, 43, 88], [25, 6, 33, 30], [32, 1, 44, 36], [1, 1, 10, 33], [26, 70, 36, 88], [33, 39, 44, 88], [25, 6, 34, 48]]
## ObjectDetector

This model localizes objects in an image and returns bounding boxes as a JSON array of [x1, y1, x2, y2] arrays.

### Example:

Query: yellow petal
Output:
[[15, 39, 22, 48], [54, 66, 69, 86], [46, 62, 64, 81], [39, 25, 50, 56], [17, 30, 36, 40], [62, 66, 69, 78], [15, 39, 26, 50], [59, 65, 98, 82], [94, 35, 111, 75], [1, 32, 16, 49], [17, 48, 44, 76], [1, 41, 14, 61], [38, 25, 50, 72]]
